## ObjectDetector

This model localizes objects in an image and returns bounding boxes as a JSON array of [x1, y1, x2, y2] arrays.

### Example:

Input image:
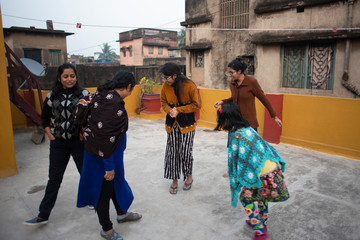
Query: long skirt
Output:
[[77, 135, 133, 213]]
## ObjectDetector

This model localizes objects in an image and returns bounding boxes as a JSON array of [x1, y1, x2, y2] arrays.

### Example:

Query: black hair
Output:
[[97, 70, 135, 91], [215, 103, 250, 131], [52, 63, 82, 97], [228, 56, 247, 73], [160, 62, 189, 104]]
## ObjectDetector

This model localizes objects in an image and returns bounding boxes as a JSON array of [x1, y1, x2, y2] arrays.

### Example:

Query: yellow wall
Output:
[[195, 88, 265, 135], [10, 87, 360, 161], [196, 88, 229, 129], [281, 94, 360, 160], [0, 9, 18, 177]]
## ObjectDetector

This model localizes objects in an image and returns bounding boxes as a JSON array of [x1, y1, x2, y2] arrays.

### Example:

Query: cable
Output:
[[4, 13, 358, 32], [68, 40, 118, 54], [156, 17, 185, 28], [2, 13, 181, 30]]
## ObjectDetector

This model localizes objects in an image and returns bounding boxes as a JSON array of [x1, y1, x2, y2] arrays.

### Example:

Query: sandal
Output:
[[169, 185, 178, 195], [117, 212, 142, 223], [183, 179, 193, 191]]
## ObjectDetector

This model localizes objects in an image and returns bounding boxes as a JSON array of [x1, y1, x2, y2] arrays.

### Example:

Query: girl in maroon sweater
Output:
[[214, 57, 282, 130]]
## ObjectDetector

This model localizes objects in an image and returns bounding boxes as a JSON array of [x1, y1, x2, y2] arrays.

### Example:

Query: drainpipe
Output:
[[342, 0, 360, 97]]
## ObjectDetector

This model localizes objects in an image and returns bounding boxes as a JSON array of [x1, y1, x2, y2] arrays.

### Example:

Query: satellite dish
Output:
[[20, 58, 46, 77]]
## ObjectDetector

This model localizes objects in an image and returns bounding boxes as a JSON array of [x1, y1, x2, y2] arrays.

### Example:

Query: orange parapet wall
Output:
[[9, 87, 360, 161]]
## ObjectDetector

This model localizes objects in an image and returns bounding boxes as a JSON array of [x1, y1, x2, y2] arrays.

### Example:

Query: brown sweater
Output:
[[161, 80, 201, 134], [222, 75, 277, 128]]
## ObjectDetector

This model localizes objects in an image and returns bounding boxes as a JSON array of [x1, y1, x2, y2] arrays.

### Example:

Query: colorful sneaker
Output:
[[100, 230, 123, 240], [24, 217, 48, 226]]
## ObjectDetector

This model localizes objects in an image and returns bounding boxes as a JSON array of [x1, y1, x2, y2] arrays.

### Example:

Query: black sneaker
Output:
[[24, 217, 48, 226]]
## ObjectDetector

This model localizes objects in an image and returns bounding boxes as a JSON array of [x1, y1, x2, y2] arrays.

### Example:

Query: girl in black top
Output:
[[24, 63, 89, 225]]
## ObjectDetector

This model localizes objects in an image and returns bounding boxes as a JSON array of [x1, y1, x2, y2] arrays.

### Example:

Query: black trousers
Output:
[[97, 179, 124, 231], [38, 138, 84, 220]]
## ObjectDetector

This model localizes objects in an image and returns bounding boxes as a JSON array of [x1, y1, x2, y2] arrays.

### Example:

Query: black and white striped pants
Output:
[[164, 124, 195, 180]]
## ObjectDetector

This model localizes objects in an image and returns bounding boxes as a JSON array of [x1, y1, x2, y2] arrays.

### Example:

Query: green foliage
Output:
[[139, 77, 162, 94], [178, 28, 186, 48], [94, 43, 119, 61]]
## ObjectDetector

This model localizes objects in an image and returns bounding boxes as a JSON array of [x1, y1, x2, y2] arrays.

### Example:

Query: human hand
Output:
[[274, 116, 282, 127], [47, 133, 55, 141], [104, 170, 114, 181], [170, 107, 178, 118], [44, 127, 55, 140], [214, 101, 223, 108]]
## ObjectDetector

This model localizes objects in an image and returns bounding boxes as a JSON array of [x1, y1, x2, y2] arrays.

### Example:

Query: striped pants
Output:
[[164, 124, 195, 181]]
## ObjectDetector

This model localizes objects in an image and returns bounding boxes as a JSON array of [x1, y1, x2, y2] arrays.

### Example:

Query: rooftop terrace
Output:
[[1, 118, 360, 240]]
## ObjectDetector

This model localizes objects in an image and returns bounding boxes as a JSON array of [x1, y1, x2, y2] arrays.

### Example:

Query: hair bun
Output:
[[235, 56, 243, 62]]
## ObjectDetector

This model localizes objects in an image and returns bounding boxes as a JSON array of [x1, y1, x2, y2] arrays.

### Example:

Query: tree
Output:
[[94, 43, 119, 62], [178, 28, 186, 48]]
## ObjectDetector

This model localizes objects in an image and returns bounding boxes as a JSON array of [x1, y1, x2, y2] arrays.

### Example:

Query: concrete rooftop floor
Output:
[[1, 118, 360, 240]]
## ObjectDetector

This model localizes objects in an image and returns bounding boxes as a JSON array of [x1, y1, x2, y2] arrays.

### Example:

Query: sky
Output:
[[0, 0, 185, 57]]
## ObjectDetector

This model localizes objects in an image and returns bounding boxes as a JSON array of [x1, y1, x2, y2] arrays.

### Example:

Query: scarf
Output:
[[76, 90, 128, 158], [228, 127, 286, 207]]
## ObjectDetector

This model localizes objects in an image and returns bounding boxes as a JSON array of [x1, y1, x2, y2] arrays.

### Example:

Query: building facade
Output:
[[118, 28, 182, 66], [181, 0, 360, 98], [4, 21, 73, 67]]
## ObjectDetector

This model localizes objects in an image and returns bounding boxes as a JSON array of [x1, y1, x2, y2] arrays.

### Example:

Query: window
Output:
[[23, 48, 42, 64], [241, 56, 254, 75], [281, 43, 335, 90], [158, 46, 163, 55], [194, 51, 204, 68], [221, 0, 249, 29], [49, 49, 61, 66], [148, 46, 154, 55]]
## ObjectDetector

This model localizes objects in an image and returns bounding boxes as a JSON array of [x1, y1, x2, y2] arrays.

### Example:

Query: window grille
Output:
[[194, 51, 204, 68], [148, 46, 154, 55], [241, 56, 254, 75], [281, 43, 335, 90], [221, 0, 249, 29]]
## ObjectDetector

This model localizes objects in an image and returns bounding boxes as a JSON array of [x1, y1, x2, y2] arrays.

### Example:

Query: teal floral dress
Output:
[[228, 127, 289, 207]]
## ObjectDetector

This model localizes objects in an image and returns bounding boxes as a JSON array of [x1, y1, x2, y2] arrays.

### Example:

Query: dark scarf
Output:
[[78, 90, 128, 158]]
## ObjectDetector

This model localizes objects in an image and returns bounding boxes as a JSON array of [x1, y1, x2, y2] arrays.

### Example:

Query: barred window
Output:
[[221, 0, 249, 29], [241, 56, 254, 75], [148, 46, 154, 55], [281, 43, 335, 90], [194, 51, 204, 68]]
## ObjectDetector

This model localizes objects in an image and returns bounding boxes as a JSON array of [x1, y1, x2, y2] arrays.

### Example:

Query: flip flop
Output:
[[183, 179, 193, 191], [169, 185, 178, 195]]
